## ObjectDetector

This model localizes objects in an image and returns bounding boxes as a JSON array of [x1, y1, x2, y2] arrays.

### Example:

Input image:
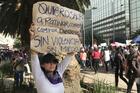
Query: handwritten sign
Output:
[[32, 1, 83, 33], [31, 1, 83, 53], [31, 32, 81, 53]]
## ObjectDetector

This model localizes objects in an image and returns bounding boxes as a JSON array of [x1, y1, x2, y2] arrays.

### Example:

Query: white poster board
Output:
[[100, 43, 107, 47], [31, 1, 83, 53]]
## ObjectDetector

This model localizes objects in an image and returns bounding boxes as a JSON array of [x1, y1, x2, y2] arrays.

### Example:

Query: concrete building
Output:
[[84, 0, 130, 45], [130, 0, 140, 37]]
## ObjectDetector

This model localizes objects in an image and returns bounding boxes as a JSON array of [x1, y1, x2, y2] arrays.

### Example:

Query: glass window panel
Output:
[[137, 19, 140, 28], [132, 9, 137, 13], [132, 12, 137, 19], [137, 0, 140, 7], [137, 7, 140, 12], [132, 21, 137, 28], [131, 3, 137, 10], [137, 11, 140, 18], [131, 0, 137, 3]]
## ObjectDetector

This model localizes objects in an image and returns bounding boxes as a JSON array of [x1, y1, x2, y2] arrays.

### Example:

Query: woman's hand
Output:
[[29, 23, 35, 40], [31, 49, 38, 55]]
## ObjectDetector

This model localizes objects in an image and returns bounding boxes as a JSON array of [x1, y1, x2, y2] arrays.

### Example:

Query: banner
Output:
[[31, 1, 83, 53]]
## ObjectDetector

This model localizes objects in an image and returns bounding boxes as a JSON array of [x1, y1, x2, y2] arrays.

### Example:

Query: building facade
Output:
[[130, 0, 140, 37], [84, 10, 92, 45], [84, 0, 130, 45]]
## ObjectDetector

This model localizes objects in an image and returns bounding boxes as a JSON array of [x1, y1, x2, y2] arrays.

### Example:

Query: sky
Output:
[[0, 34, 15, 49]]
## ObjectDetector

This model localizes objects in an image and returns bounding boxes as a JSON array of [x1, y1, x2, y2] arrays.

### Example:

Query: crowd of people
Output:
[[77, 44, 140, 93], [0, 43, 139, 93], [0, 49, 31, 87]]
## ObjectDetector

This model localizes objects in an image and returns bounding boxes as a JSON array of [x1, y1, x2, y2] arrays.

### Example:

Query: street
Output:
[[81, 69, 137, 93]]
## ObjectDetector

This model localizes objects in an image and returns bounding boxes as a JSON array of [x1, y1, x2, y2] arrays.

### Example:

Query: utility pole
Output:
[[128, 0, 131, 39], [83, 18, 85, 47], [111, 0, 115, 42]]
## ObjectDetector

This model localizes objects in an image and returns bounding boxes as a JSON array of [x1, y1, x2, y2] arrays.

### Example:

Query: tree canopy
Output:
[[0, 0, 91, 46]]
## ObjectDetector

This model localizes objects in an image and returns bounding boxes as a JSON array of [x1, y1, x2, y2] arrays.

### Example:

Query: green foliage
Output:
[[92, 80, 116, 93], [0, 70, 3, 78], [0, 0, 91, 46], [0, 63, 12, 76], [13, 37, 21, 49], [81, 79, 116, 93]]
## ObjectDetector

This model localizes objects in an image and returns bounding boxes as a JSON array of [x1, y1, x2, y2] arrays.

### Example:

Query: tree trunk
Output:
[[63, 56, 82, 93]]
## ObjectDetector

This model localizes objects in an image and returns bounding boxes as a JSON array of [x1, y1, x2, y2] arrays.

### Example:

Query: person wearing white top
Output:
[[30, 23, 74, 93], [31, 51, 74, 93], [104, 47, 111, 72]]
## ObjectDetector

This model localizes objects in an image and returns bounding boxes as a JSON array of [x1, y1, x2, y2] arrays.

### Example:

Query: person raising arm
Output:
[[30, 23, 75, 93]]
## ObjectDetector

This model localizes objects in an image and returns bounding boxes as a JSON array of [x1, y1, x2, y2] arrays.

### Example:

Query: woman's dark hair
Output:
[[40, 53, 59, 65], [39, 53, 59, 79]]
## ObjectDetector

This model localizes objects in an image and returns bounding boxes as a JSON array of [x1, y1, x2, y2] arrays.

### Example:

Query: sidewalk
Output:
[[80, 69, 137, 93]]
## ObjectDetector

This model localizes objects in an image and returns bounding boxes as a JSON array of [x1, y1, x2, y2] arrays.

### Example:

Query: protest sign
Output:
[[31, 1, 83, 53], [31, 32, 81, 53], [32, 1, 83, 33]]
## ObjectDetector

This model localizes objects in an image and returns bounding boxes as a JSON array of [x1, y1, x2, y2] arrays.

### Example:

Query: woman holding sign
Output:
[[30, 24, 75, 93]]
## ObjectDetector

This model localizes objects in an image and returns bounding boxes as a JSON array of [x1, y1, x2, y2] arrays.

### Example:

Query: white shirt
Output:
[[31, 54, 73, 93], [104, 50, 110, 61]]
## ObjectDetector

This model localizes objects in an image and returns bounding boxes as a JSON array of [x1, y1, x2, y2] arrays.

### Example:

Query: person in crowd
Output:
[[104, 47, 111, 72], [85, 47, 92, 68], [12, 51, 25, 87], [99, 47, 105, 67], [123, 46, 130, 58], [114, 47, 128, 88], [125, 45, 137, 93], [80, 48, 87, 69], [91, 46, 101, 73], [132, 45, 140, 93], [31, 51, 74, 93], [87, 46, 94, 69], [22, 50, 31, 74], [110, 46, 116, 69]]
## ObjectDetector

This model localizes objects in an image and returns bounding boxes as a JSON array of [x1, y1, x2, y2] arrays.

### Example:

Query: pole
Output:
[[128, 0, 131, 39], [111, 0, 115, 42], [83, 18, 85, 47], [91, 9, 93, 46]]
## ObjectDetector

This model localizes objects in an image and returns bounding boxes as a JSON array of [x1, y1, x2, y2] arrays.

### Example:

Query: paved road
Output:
[[80, 69, 137, 93]]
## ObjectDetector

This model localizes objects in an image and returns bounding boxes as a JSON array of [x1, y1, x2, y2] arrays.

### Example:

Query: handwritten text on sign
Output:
[[31, 1, 83, 53], [32, 1, 83, 32], [31, 32, 81, 53]]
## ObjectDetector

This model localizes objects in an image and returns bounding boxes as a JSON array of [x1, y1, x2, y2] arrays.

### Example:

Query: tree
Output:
[[0, 0, 90, 46], [13, 37, 21, 49]]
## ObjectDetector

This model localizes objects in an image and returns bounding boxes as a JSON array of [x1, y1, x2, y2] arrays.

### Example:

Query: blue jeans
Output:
[[81, 60, 86, 68], [14, 71, 23, 87]]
